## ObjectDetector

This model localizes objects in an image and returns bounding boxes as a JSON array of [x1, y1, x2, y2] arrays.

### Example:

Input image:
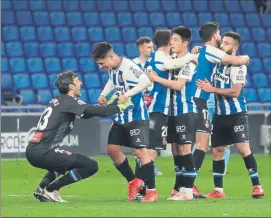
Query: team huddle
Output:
[[26, 22, 264, 203]]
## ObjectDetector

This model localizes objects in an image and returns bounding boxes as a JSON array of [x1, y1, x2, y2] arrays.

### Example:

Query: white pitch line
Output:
[[3, 194, 79, 198]]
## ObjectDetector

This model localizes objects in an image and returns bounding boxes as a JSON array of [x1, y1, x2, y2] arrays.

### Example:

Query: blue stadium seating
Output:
[[224, 0, 241, 12], [80, 88, 88, 102], [220, 27, 233, 35], [63, 0, 79, 11], [2, 11, 16, 25], [263, 58, 271, 73], [177, 0, 192, 12], [16, 11, 33, 25], [84, 74, 101, 88], [1, 74, 13, 90], [79, 58, 96, 72], [45, 58, 61, 73], [54, 27, 71, 41], [37, 89, 53, 105], [214, 13, 229, 26], [267, 28, 271, 41], [261, 15, 271, 27], [97, 0, 112, 12], [145, 0, 161, 11], [138, 27, 153, 38], [112, 0, 129, 12], [191, 28, 201, 41], [62, 58, 78, 71], [240, 0, 256, 12], [52, 89, 60, 97], [87, 88, 102, 104], [246, 74, 252, 87], [101, 73, 109, 86], [125, 43, 139, 58], [209, 0, 225, 12], [13, 0, 28, 11], [117, 12, 133, 27], [258, 88, 271, 102], [20, 89, 36, 105], [74, 42, 91, 58], [129, 0, 145, 12], [257, 43, 271, 57], [235, 27, 251, 41], [2, 42, 6, 57], [105, 27, 121, 42], [2, 0, 11, 10], [37, 27, 53, 41], [13, 73, 30, 89], [10, 58, 26, 73], [31, 73, 48, 89], [100, 12, 117, 26], [251, 28, 266, 41], [71, 27, 87, 41], [27, 58, 44, 73], [252, 73, 269, 88], [29, 0, 46, 10], [193, 0, 208, 12], [50, 12, 66, 26], [243, 88, 258, 102], [182, 12, 197, 26], [33, 11, 49, 25], [48, 74, 58, 89], [3, 26, 19, 41], [46, 0, 62, 11], [198, 13, 213, 25], [20, 27, 36, 41], [88, 27, 104, 41], [84, 12, 100, 26], [1, 58, 9, 73], [67, 12, 83, 26], [241, 42, 257, 57], [246, 13, 261, 27], [166, 12, 182, 27], [79, 0, 96, 12], [150, 12, 166, 26], [122, 27, 137, 42], [6, 42, 23, 57], [112, 43, 124, 56], [134, 12, 149, 27], [230, 13, 245, 27], [57, 43, 73, 57], [161, 0, 177, 12], [40, 43, 57, 57], [249, 58, 262, 73]]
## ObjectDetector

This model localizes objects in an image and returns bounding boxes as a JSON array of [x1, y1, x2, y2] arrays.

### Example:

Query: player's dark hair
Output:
[[171, 26, 192, 43], [224, 31, 242, 47], [91, 42, 113, 60], [199, 22, 220, 42], [136, 37, 152, 48], [153, 29, 171, 48], [55, 71, 77, 94]]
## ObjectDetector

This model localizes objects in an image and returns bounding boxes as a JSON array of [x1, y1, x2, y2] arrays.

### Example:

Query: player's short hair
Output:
[[91, 42, 113, 60], [171, 26, 192, 43], [223, 31, 242, 47], [153, 29, 171, 48], [136, 37, 152, 48], [55, 71, 77, 94], [199, 22, 220, 42]]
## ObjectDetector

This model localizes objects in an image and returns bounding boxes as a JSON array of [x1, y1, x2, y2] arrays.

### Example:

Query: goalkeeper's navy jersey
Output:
[[213, 63, 247, 115], [145, 51, 171, 115], [108, 56, 149, 124], [194, 45, 226, 101]]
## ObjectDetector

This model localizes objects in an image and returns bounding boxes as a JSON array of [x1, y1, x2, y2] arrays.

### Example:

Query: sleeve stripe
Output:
[[154, 61, 164, 65], [126, 80, 138, 84], [205, 52, 221, 61]]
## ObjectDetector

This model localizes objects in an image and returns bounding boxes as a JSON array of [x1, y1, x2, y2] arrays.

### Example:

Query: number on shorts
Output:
[[161, 126, 168, 137], [202, 109, 209, 121], [37, 107, 53, 130]]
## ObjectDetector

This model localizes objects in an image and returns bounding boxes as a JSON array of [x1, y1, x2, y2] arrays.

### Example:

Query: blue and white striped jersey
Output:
[[207, 93, 215, 109], [213, 63, 247, 115], [108, 57, 149, 124], [194, 45, 226, 101], [145, 51, 171, 115], [132, 57, 146, 70], [169, 53, 197, 116]]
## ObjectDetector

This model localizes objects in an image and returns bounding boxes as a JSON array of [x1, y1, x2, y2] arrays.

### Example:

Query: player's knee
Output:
[[85, 159, 99, 177], [212, 147, 225, 160]]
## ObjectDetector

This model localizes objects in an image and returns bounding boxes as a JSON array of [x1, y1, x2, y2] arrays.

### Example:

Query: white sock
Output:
[[185, 188, 193, 197], [214, 187, 224, 193], [179, 187, 185, 193]]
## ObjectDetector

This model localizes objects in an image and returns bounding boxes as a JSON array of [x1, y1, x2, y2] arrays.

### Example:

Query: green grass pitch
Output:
[[2, 154, 271, 217]]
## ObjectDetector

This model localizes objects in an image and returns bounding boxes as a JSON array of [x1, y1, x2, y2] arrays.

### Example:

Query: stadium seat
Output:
[[198, 13, 213, 25], [10, 58, 26, 73], [79, 58, 96, 72], [125, 43, 139, 58], [20, 89, 36, 105], [80, 88, 88, 102], [252, 73, 269, 88], [88, 27, 104, 41], [191, 28, 201, 41], [161, 0, 177, 12], [224, 0, 240, 12], [1, 74, 13, 90], [258, 88, 271, 102], [1, 58, 9, 73], [134, 12, 149, 27], [27, 58, 44, 73], [112, 0, 129, 11], [74, 42, 91, 58], [71, 27, 87, 41], [193, 0, 208, 12], [166, 12, 182, 27], [246, 13, 261, 27], [101, 73, 109, 86], [105, 27, 121, 42], [63, 0, 79, 11], [154, 26, 168, 32], [2, 11, 16, 25], [33, 11, 49, 25], [240, 0, 256, 12], [263, 58, 271, 73], [122, 27, 137, 42], [13, 73, 31, 89], [241, 42, 257, 57], [84, 12, 100, 26], [48, 74, 58, 89], [79, 0, 96, 11], [257, 43, 271, 57], [50, 12, 66, 26], [84, 73, 101, 88], [243, 88, 258, 102], [57, 43, 73, 57], [30, 0, 46, 10], [1, 42, 6, 57], [87, 88, 102, 104], [67, 12, 83, 26], [220, 27, 233, 35], [46, 0, 62, 11], [209, 0, 225, 12], [37, 89, 53, 105], [245, 74, 252, 87], [214, 13, 229, 26], [52, 89, 60, 97], [230, 13, 245, 27], [117, 12, 133, 27], [150, 12, 165, 26], [54, 27, 70, 41], [37, 27, 53, 41], [100, 13, 117, 26], [145, 0, 161, 11], [13, 0, 28, 10], [31, 73, 48, 89], [3, 26, 19, 41], [2, 0, 11, 10], [19, 27, 35, 42], [261, 15, 271, 28], [6, 42, 23, 57], [251, 28, 266, 41], [235, 27, 251, 41], [16, 11, 33, 25], [248, 58, 262, 73], [138, 27, 153, 38], [62, 58, 78, 71], [129, 0, 144, 12], [267, 28, 271, 41], [40, 43, 57, 57], [97, 0, 112, 11], [182, 13, 197, 26], [177, 0, 192, 12], [45, 58, 61, 74], [112, 43, 124, 56]]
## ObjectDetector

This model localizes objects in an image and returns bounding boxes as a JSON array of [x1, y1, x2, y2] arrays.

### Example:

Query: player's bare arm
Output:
[[98, 79, 115, 104], [221, 54, 250, 66], [163, 54, 198, 70]]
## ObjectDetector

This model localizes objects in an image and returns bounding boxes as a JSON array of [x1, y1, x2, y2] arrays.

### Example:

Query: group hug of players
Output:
[[26, 21, 264, 203]]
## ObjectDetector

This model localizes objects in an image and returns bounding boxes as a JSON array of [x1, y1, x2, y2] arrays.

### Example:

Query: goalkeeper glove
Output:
[[117, 98, 134, 111], [106, 94, 119, 105]]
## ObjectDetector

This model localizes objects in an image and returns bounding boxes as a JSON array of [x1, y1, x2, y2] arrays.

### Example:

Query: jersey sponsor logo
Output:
[[130, 129, 140, 136], [234, 125, 244, 132], [30, 132, 43, 143], [214, 72, 229, 84], [129, 65, 143, 78], [181, 65, 191, 76], [115, 86, 125, 95], [49, 98, 59, 106], [176, 125, 186, 133]]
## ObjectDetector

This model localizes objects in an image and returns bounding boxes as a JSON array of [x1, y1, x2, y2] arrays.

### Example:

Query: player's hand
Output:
[[147, 70, 159, 82], [118, 95, 129, 104], [97, 95, 107, 104], [196, 79, 214, 93], [117, 98, 134, 111], [191, 46, 202, 54]]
